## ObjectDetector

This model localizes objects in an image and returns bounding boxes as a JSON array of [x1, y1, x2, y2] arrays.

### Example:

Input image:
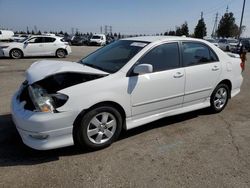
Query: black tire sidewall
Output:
[[56, 49, 66, 58], [75, 106, 123, 149], [10, 49, 22, 59], [210, 84, 229, 113]]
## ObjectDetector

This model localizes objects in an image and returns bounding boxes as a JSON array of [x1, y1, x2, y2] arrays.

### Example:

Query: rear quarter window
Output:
[[44, 37, 56, 43], [182, 42, 219, 66]]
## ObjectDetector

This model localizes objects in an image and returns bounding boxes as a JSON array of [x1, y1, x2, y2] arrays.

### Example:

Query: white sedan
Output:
[[0, 35, 71, 59], [11, 36, 243, 150]]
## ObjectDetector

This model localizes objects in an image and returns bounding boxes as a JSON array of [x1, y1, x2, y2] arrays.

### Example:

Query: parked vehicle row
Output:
[[66, 34, 116, 46], [11, 36, 243, 150]]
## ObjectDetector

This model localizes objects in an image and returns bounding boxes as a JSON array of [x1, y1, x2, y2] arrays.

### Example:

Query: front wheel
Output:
[[210, 84, 229, 113], [74, 106, 123, 150], [10, 49, 23, 59]]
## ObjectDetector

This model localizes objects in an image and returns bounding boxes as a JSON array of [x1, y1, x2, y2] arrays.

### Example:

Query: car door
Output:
[[129, 42, 185, 116], [23, 37, 45, 56], [181, 42, 221, 106], [43, 37, 57, 55]]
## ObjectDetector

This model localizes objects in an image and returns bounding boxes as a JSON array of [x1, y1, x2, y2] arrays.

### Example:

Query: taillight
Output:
[[240, 62, 245, 72]]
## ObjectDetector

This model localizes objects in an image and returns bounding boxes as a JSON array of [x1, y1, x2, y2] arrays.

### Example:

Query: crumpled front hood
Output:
[[26, 60, 108, 84]]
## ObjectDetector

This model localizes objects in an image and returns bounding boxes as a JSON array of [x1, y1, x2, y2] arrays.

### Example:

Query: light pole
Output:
[[238, 0, 246, 39]]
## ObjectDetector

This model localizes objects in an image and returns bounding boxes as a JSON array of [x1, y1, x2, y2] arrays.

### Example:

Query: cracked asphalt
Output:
[[0, 47, 249, 188]]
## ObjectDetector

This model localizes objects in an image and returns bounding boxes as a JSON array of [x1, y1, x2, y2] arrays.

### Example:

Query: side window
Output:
[[44, 37, 56, 43], [138, 42, 180, 72], [28, 37, 43, 43], [0, 31, 2, 35], [182, 42, 217, 67]]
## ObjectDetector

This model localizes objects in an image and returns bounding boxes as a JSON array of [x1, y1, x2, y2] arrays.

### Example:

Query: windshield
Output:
[[228, 39, 238, 43], [92, 36, 101, 39], [79, 40, 149, 73]]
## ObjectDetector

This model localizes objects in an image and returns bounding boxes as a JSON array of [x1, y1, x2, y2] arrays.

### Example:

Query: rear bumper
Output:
[[11, 93, 76, 150], [66, 46, 72, 55]]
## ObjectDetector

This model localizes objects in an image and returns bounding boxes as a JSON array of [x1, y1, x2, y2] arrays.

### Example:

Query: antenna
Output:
[[212, 12, 219, 38]]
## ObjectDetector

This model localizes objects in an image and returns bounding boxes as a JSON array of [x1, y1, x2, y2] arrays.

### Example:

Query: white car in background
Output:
[[204, 38, 219, 47], [0, 35, 71, 59], [0, 30, 14, 41], [218, 38, 238, 51], [11, 36, 243, 150], [89, 34, 106, 46]]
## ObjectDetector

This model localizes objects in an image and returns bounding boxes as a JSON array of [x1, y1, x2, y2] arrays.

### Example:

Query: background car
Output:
[[0, 35, 71, 59], [11, 34, 30, 42], [240, 38, 250, 52], [218, 38, 238, 51], [89, 34, 106, 46], [71, 36, 89, 46], [204, 38, 219, 47], [0, 30, 14, 41]]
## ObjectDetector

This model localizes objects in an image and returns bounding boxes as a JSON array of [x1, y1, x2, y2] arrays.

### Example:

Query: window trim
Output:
[[180, 41, 219, 68], [127, 41, 181, 77]]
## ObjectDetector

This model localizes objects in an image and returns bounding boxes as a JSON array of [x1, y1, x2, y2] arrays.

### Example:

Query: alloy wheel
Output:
[[87, 112, 117, 144]]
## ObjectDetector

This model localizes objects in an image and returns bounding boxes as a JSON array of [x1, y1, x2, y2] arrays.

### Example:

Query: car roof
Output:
[[121, 36, 204, 43], [29, 35, 62, 39]]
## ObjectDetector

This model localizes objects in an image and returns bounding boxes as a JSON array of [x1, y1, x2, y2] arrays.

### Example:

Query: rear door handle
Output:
[[173, 72, 184, 78], [212, 65, 220, 71]]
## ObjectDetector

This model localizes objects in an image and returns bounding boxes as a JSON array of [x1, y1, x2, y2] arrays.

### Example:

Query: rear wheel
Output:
[[74, 106, 122, 150], [10, 49, 23, 59], [56, 49, 66, 58], [210, 84, 229, 113]]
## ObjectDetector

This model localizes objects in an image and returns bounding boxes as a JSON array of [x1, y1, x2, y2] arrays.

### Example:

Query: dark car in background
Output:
[[240, 38, 250, 52], [71, 36, 90, 46]]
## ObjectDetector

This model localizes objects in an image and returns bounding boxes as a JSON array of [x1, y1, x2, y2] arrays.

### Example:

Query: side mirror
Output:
[[133, 64, 153, 75]]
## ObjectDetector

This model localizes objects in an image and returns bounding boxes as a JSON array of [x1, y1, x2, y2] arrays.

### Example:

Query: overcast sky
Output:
[[0, 0, 249, 37]]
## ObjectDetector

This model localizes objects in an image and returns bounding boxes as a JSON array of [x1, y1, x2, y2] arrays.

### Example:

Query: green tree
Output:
[[194, 18, 207, 38], [168, 30, 176, 36], [217, 12, 239, 38], [176, 22, 189, 36], [164, 31, 168, 36]]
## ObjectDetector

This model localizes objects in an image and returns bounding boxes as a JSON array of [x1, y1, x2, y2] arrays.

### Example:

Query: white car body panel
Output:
[[130, 68, 185, 116], [26, 60, 108, 84], [11, 36, 243, 150], [183, 62, 222, 106]]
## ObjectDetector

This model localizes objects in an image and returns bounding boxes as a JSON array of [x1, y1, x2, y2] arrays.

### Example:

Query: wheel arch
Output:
[[9, 48, 23, 58], [56, 48, 68, 55], [73, 101, 127, 130], [217, 79, 232, 98]]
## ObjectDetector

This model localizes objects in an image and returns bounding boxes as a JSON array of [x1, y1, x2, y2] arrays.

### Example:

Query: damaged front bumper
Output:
[[11, 92, 77, 150]]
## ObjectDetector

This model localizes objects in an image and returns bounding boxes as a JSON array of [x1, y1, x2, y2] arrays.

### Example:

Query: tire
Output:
[[10, 49, 23, 59], [74, 106, 123, 150], [56, 49, 66, 58], [210, 84, 229, 113]]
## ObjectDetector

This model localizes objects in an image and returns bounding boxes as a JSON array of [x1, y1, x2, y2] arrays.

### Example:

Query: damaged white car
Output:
[[11, 36, 243, 150]]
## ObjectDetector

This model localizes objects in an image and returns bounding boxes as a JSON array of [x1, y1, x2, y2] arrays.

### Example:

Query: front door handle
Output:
[[173, 72, 184, 78], [212, 65, 220, 71]]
